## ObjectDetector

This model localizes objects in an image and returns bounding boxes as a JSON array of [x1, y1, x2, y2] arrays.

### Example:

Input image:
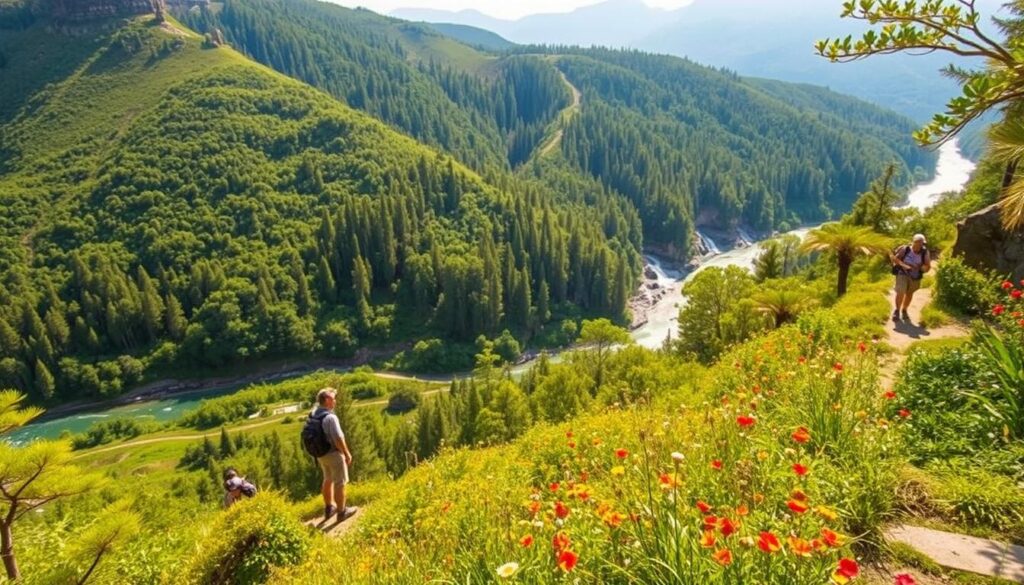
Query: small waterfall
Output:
[[696, 230, 721, 256]]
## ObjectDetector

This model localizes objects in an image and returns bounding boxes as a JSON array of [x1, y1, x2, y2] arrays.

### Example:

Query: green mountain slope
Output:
[[423, 22, 517, 51], [0, 15, 639, 404], [173, 0, 935, 254]]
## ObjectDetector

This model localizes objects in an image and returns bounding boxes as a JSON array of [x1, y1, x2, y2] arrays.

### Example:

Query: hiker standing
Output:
[[222, 468, 257, 508], [891, 233, 931, 323], [302, 388, 357, 522]]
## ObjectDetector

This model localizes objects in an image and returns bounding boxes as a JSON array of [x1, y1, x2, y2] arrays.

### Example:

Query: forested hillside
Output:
[[0, 15, 638, 404], [173, 0, 934, 255]]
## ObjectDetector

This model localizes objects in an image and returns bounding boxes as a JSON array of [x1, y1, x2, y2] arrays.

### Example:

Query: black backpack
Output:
[[301, 409, 333, 458], [891, 245, 928, 276]]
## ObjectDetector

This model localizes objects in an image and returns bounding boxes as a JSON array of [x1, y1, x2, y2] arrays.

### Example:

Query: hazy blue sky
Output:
[[332, 0, 693, 19]]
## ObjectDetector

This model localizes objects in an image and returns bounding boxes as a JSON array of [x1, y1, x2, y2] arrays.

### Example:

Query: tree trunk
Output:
[[1, 520, 18, 581], [837, 257, 851, 297], [1003, 159, 1019, 191]]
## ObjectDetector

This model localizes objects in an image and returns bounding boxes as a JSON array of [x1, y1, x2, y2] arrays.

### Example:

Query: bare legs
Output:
[[320, 480, 346, 511]]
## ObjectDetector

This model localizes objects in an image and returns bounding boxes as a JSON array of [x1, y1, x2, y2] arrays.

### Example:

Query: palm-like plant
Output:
[[801, 223, 890, 296], [753, 288, 815, 328], [988, 119, 1024, 231]]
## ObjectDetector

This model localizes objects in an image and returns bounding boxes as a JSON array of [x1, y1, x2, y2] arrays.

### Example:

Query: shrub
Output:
[[925, 464, 1024, 534], [934, 256, 996, 315], [181, 494, 310, 585], [386, 388, 421, 413], [72, 418, 154, 449], [318, 321, 356, 358]]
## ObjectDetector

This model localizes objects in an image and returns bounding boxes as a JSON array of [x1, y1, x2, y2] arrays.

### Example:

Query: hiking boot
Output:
[[901, 310, 911, 323], [324, 504, 337, 521], [339, 506, 358, 521], [891, 310, 901, 323]]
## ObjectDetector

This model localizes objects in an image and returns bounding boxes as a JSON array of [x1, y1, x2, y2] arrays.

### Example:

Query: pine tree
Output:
[[164, 294, 187, 341], [33, 360, 55, 401], [137, 267, 165, 341], [219, 427, 236, 457]]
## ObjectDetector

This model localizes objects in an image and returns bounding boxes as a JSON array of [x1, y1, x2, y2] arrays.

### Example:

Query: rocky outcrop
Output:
[[50, 0, 162, 22], [951, 203, 1024, 281]]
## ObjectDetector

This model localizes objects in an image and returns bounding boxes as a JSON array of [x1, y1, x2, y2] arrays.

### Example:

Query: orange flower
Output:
[[821, 528, 843, 547], [528, 501, 541, 517], [791, 427, 811, 443], [858, 341, 867, 353], [700, 530, 717, 548], [790, 488, 808, 501], [710, 460, 723, 470], [696, 500, 712, 513], [793, 463, 809, 476], [833, 362, 844, 372], [899, 409, 911, 418], [884, 390, 896, 400], [567, 441, 576, 449], [815, 505, 838, 521], [603, 510, 626, 528], [658, 472, 679, 490], [703, 515, 719, 530], [753, 493, 765, 504], [557, 549, 578, 572], [757, 531, 781, 553], [520, 534, 534, 548], [736, 415, 756, 428], [719, 517, 738, 537], [549, 482, 560, 492], [552, 531, 570, 551], [788, 536, 814, 557], [711, 548, 733, 566], [832, 558, 859, 583], [736, 504, 749, 516], [615, 448, 629, 459], [554, 501, 570, 519]]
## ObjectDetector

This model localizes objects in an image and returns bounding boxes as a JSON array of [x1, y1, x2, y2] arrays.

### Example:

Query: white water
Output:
[[903, 140, 976, 212], [633, 138, 976, 349]]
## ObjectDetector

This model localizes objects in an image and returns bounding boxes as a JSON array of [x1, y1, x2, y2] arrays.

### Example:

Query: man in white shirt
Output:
[[891, 233, 931, 323]]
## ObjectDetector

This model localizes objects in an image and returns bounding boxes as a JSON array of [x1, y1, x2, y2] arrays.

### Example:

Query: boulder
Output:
[[643, 265, 658, 280], [952, 203, 1024, 281]]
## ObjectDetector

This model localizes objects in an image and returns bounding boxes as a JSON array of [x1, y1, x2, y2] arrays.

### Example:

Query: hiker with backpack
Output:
[[891, 233, 931, 323], [222, 468, 257, 508], [303, 387, 357, 522]]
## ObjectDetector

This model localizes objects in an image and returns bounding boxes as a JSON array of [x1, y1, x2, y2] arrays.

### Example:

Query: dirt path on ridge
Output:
[[535, 64, 582, 159], [878, 282, 969, 390]]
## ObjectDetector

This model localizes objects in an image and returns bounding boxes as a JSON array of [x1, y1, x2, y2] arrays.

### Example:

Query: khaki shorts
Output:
[[895, 274, 921, 295], [317, 451, 349, 485]]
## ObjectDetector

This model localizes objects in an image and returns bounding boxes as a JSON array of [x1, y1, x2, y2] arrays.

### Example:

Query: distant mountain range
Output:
[[393, 0, 1005, 124]]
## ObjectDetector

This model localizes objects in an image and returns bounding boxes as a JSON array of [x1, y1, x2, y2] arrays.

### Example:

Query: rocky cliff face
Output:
[[952, 203, 1024, 281], [50, 0, 160, 22]]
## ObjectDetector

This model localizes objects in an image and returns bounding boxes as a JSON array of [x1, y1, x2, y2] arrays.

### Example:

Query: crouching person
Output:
[[222, 468, 257, 508]]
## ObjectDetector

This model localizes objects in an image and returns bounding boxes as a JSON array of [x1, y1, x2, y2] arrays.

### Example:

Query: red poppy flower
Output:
[[557, 549, 578, 572], [567, 441, 576, 449], [884, 390, 896, 400], [798, 356, 807, 364], [566, 430, 574, 438], [520, 534, 534, 548], [696, 500, 712, 513], [858, 341, 867, 353], [833, 558, 859, 583], [899, 409, 911, 418], [710, 460, 723, 470], [719, 517, 738, 537], [552, 531, 570, 551], [615, 448, 629, 459], [550, 482, 560, 492], [757, 531, 781, 553], [791, 427, 811, 443], [711, 548, 733, 566], [554, 501, 570, 519], [703, 515, 719, 530], [1013, 290, 1022, 299], [833, 362, 844, 372], [793, 463, 809, 476], [787, 499, 809, 514], [894, 574, 916, 585], [737, 415, 756, 428], [790, 488, 808, 501], [994, 304, 1007, 316]]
